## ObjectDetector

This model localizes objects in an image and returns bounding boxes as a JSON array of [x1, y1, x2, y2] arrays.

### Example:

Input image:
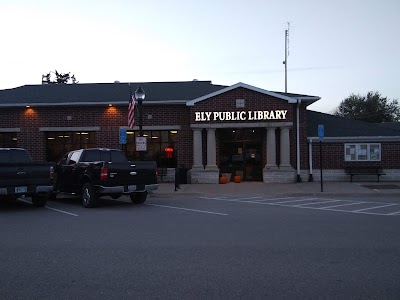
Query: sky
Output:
[[0, 0, 399, 114]]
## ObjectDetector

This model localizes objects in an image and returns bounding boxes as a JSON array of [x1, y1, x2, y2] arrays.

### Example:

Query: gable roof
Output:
[[0, 81, 227, 107], [186, 82, 320, 106], [307, 110, 400, 140]]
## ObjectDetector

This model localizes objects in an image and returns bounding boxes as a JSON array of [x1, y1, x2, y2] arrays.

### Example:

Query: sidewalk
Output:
[[150, 181, 400, 198]]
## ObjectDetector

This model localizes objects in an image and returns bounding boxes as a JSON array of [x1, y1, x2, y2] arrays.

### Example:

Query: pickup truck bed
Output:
[[0, 148, 54, 207]]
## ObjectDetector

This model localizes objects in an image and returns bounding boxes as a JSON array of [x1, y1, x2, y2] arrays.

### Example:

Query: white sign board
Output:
[[136, 137, 147, 151]]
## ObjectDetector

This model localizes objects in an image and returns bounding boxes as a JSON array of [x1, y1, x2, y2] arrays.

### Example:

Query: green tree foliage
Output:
[[334, 91, 400, 123], [42, 70, 78, 84]]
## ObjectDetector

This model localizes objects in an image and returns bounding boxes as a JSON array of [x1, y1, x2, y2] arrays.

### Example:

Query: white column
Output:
[[266, 127, 277, 168], [192, 129, 203, 169], [206, 128, 218, 170], [280, 127, 291, 168]]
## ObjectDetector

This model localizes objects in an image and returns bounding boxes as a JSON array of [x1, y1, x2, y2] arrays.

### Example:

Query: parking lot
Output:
[[9, 191, 400, 218], [1, 191, 400, 299]]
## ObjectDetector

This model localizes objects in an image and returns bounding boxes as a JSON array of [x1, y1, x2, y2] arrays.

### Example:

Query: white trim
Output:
[[308, 136, 400, 142], [186, 82, 301, 106], [0, 128, 20, 132], [120, 125, 181, 130], [39, 127, 100, 131], [296, 96, 321, 101]]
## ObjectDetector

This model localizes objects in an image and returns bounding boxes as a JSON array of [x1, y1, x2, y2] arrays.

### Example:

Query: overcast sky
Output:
[[0, 0, 399, 113]]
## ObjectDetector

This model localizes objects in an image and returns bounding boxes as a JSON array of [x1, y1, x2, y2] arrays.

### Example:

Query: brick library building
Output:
[[0, 81, 399, 183]]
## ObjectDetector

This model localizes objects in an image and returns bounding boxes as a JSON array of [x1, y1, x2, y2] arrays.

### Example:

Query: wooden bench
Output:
[[345, 167, 386, 182]]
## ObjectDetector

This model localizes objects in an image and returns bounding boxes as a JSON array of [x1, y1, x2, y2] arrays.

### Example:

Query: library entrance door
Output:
[[218, 129, 263, 181]]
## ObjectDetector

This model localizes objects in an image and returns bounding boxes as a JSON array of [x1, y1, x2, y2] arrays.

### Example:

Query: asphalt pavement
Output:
[[151, 181, 400, 198]]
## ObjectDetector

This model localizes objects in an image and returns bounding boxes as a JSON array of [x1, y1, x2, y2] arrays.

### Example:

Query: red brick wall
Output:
[[310, 141, 400, 169]]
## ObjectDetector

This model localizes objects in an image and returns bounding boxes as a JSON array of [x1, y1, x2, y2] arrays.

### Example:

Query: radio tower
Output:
[[283, 22, 290, 93]]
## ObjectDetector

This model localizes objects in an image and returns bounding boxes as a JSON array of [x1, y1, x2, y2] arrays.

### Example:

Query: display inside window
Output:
[[126, 130, 178, 168], [45, 131, 97, 162], [344, 143, 381, 161]]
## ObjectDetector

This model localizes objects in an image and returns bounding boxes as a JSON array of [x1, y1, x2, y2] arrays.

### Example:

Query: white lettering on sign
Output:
[[195, 110, 288, 122]]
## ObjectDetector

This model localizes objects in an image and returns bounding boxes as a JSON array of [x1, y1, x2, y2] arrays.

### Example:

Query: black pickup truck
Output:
[[0, 148, 54, 207], [53, 148, 159, 208]]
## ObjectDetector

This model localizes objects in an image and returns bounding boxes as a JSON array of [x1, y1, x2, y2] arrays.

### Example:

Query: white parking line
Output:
[[352, 204, 398, 212], [294, 200, 343, 207], [146, 204, 228, 216], [274, 198, 317, 204], [45, 206, 79, 217], [252, 197, 299, 202], [19, 199, 79, 217], [319, 202, 366, 209], [226, 196, 264, 201], [200, 196, 228, 200], [387, 211, 400, 216]]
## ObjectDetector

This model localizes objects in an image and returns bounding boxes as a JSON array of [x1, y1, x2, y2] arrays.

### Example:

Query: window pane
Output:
[[46, 131, 97, 162], [12, 149, 31, 163], [81, 149, 100, 162], [110, 150, 127, 162], [0, 132, 17, 148], [0, 151, 10, 163], [344, 144, 356, 161], [370, 144, 381, 161], [357, 144, 368, 160]]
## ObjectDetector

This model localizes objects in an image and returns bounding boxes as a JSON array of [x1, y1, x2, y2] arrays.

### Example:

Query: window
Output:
[[45, 131, 97, 162], [126, 130, 177, 168], [344, 143, 381, 161], [68, 150, 82, 165], [0, 132, 17, 148]]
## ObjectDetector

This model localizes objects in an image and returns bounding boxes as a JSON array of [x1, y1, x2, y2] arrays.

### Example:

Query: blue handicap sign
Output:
[[318, 124, 324, 142], [119, 129, 127, 144]]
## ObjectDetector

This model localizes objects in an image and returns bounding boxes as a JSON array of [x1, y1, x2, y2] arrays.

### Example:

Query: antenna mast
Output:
[[283, 22, 290, 93]]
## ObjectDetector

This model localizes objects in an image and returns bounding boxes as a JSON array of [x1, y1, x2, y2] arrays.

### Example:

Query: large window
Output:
[[45, 131, 97, 162], [0, 132, 17, 148], [126, 130, 177, 168], [344, 143, 381, 161]]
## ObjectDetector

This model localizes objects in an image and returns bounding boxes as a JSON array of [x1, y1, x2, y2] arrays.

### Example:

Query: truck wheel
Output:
[[130, 191, 147, 204], [32, 196, 47, 207], [5, 197, 17, 205], [82, 183, 97, 208]]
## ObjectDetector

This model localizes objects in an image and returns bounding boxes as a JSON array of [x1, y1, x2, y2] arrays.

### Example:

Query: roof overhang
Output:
[[0, 100, 189, 107], [186, 82, 320, 106]]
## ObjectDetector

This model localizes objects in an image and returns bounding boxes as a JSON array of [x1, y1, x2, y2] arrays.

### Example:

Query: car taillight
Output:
[[50, 166, 54, 179], [100, 167, 108, 180], [155, 167, 158, 176]]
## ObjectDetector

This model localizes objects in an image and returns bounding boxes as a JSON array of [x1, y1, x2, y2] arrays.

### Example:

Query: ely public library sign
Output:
[[194, 110, 288, 122]]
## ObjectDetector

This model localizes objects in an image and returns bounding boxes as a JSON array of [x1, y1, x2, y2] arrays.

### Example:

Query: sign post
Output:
[[318, 125, 324, 192]]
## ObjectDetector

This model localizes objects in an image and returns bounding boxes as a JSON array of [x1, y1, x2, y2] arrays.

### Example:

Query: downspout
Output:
[[308, 138, 313, 181], [296, 99, 301, 182]]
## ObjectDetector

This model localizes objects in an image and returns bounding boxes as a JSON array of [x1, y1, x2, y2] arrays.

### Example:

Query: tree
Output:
[[334, 91, 400, 123], [42, 70, 78, 84]]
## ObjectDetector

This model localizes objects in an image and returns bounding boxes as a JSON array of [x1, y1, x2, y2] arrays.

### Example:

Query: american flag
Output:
[[128, 88, 136, 129]]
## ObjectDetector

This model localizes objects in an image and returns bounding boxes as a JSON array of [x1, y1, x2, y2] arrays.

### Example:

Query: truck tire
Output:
[[82, 182, 97, 208], [130, 191, 147, 204], [32, 196, 47, 207], [4, 197, 17, 205]]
